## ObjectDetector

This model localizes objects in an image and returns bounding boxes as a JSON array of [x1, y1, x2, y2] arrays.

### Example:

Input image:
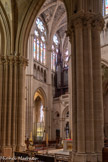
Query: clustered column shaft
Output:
[[75, 18, 85, 153], [92, 23, 104, 153], [0, 55, 27, 152], [67, 11, 104, 161]]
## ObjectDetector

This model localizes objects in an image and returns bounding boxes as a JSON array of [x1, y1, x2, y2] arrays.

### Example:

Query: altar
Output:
[[63, 139, 72, 151]]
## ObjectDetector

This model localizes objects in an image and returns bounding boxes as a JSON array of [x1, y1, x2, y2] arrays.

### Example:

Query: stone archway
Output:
[[0, 1, 105, 161], [33, 88, 46, 142], [15, 0, 68, 59], [34, 87, 47, 107], [16, 1, 104, 161]]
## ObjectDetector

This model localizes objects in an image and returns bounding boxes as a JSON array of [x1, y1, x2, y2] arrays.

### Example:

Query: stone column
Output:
[[11, 56, 18, 150], [25, 34, 34, 140], [7, 56, 13, 146], [46, 44, 53, 140], [0, 57, 3, 146], [67, 11, 104, 162], [92, 19, 104, 154], [74, 17, 85, 153], [43, 107, 48, 140], [68, 41, 73, 140], [43, 107, 47, 133], [17, 57, 27, 151], [83, 19, 94, 153], [60, 118, 63, 138], [62, 118, 65, 139], [0, 55, 28, 154], [67, 26, 77, 152], [2, 57, 8, 147]]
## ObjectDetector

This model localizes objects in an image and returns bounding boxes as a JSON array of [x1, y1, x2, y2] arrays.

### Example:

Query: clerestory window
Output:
[[33, 18, 46, 65]]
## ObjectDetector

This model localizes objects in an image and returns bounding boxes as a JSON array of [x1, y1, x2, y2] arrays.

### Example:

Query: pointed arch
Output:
[[34, 87, 47, 107], [62, 106, 69, 118], [0, 2, 11, 56], [15, 0, 68, 59]]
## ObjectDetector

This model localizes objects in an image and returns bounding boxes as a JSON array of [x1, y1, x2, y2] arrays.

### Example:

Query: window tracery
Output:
[[33, 18, 46, 65]]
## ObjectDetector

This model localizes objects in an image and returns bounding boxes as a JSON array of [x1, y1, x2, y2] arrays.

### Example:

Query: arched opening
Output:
[[0, 0, 105, 160], [26, 0, 68, 144], [25, 87, 47, 144], [33, 96, 45, 142], [33, 88, 46, 143]]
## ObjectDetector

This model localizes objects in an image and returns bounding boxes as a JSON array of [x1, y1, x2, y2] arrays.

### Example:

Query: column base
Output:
[[70, 152, 102, 162], [16, 145, 25, 152], [0, 147, 12, 157]]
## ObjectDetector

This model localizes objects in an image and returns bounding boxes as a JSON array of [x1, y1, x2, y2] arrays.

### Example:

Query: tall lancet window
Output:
[[103, 0, 108, 15], [51, 35, 59, 71], [64, 50, 69, 68], [33, 18, 46, 65], [105, 0, 108, 14]]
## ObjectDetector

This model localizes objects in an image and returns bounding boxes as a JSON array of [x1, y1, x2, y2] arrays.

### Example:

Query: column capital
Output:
[[0, 55, 28, 66], [68, 11, 104, 30], [92, 16, 104, 31], [0, 56, 5, 65], [66, 11, 104, 42], [0, 55, 28, 67], [8, 55, 15, 64], [18, 56, 28, 67]]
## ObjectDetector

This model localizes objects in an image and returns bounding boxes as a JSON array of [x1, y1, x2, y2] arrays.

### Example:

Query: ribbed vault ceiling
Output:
[[38, 0, 67, 40]]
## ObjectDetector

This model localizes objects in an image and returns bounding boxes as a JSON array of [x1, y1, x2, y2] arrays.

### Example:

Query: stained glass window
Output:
[[106, 0, 108, 14], [36, 18, 45, 32], [40, 42, 43, 63], [43, 44, 46, 64], [35, 30, 39, 36], [37, 39, 39, 61], [64, 50, 69, 67], [40, 103, 44, 122], [33, 18, 46, 65], [34, 39, 36, 59], [41, 36, 45, 42], [51, 35, 59, 71], [53, 35, 59, 45]]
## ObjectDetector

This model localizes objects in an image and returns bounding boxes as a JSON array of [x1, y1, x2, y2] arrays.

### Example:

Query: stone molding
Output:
[[0, 55, 28, 66], [66, 11, 104, 41]]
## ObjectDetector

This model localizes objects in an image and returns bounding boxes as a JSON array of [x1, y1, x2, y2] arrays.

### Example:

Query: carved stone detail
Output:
[[0, 55, 28, 66], [67, 11, 104, 33]]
